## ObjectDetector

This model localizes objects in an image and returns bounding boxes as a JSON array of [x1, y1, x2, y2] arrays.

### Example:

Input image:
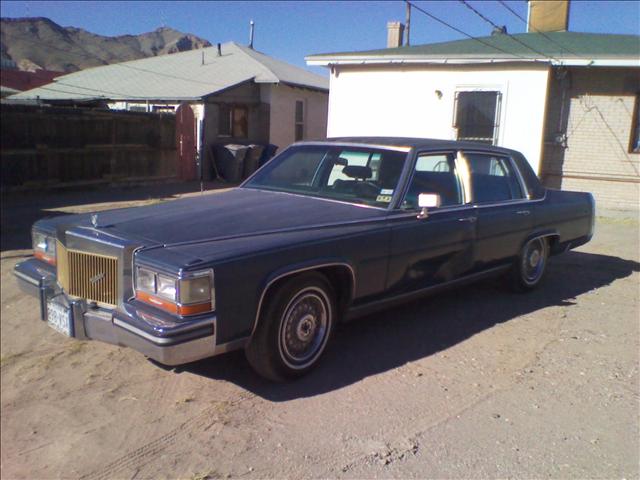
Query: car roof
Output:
[[317, 137, 518, 155]]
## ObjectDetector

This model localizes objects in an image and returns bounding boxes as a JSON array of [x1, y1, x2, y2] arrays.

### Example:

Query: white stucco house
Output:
[[307, 32, 640, 210], [11, 42, 329, 180]]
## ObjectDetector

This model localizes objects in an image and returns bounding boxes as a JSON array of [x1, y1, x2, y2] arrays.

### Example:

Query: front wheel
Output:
[[508, 237, 549, 292], [245, 272, 336, 381]]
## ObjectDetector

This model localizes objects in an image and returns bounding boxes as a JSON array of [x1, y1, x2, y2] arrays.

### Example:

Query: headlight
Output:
[[136, 267, 156, 293], [33, 230, 56, 265], [134, 265, 214, 316], [157, 274, 177, 300]]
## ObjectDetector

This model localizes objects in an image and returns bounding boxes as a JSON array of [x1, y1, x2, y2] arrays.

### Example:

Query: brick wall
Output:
[[540, 67, 639, 211]]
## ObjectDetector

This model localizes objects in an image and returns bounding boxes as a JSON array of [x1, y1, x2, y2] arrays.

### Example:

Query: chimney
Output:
[[387, 21, 405, 48], [249, 20, 255, 49], [527, 0, 570, 32]]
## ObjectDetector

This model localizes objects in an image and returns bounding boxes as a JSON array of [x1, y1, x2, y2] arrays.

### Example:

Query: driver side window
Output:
[[403, 152, 463, 209]]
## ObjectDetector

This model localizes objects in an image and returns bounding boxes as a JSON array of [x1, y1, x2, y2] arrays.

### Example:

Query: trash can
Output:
[[243, 144, 265, 179], [258, 144, 278, 168], [213, 144, 249, 183]]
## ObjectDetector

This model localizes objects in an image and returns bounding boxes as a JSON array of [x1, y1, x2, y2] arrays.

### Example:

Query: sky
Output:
[[1, 0, 639, 75]]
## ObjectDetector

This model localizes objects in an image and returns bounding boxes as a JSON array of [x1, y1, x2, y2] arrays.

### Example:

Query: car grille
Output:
[[57, 241, 119, 306]]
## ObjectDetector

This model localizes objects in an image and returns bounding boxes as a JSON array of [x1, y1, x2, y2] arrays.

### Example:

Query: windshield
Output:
[[244, 144, 409, 208]]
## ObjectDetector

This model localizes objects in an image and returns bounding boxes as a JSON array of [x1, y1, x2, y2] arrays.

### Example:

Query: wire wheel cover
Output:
[[279, 287, 330, 368], [522, 238, 547, 284]]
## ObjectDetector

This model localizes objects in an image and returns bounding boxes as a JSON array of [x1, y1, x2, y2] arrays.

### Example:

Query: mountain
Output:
[[0, 17, 212, 72]]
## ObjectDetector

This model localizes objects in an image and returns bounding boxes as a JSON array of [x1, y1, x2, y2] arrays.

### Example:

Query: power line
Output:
[[497, 0, 587, 60], [405, 0, 530, 59], [458, 0, 560, 62]]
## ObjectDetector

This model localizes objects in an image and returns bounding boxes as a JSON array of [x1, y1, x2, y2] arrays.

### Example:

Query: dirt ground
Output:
[[1, 184, 638, 480]]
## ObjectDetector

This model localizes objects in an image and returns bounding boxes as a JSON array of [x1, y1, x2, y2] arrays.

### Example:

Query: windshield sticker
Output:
[[381, 189, 394, 195], [376, 194, 393, 203]]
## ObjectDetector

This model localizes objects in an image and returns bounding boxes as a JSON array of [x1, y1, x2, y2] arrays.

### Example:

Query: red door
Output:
[[176, 103, 197, 180]]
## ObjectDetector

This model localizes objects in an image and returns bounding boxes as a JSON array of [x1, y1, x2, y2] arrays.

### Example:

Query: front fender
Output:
[[249, 259, 357, 338]]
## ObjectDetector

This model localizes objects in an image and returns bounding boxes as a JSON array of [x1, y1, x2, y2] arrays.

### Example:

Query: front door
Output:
[[386, 151, 476, 295]]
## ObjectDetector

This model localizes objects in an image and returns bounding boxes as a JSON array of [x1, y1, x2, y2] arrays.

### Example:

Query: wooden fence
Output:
[[1, 105, 177, 189]]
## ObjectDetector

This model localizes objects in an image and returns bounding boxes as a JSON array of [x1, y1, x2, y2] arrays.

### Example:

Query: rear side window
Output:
[[402, 152, 463, 209], [465, 153, 524, 203]]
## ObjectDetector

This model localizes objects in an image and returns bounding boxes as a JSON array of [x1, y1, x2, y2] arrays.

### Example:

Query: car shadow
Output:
[[180, 250, 639, 400]]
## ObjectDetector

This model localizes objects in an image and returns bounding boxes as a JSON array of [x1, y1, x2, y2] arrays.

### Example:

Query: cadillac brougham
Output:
[[15, 138, 595, 381]]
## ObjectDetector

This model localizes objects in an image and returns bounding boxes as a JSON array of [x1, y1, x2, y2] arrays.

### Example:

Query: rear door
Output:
[[386, 151, 476, 295], [461, 151, 532, 269]]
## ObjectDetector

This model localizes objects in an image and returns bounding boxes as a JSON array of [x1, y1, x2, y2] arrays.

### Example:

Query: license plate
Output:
[[47, 301, 73, 337]]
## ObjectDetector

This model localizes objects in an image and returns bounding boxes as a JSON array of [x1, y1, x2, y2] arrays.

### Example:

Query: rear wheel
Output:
[[245, 272, 336, 381], [509, 237, 549, 292]]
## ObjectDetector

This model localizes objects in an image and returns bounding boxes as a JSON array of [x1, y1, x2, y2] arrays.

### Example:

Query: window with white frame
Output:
[[453, 91, 502, 145], [295, 100, 305, 141]]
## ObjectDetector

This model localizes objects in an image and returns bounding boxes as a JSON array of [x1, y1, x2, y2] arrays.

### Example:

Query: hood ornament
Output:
[[91, 213, 98, 228]]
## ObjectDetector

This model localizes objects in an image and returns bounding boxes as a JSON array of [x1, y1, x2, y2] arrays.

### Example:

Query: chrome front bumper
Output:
[[14, 258, 218, 366]]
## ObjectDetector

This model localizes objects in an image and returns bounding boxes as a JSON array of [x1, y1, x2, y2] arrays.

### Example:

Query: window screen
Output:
[[454, 91, 501, 145]]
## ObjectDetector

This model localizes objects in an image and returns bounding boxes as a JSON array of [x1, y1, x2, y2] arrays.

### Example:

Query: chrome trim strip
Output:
[[14, 269, 41, 286], [348, 264, 511, 316], [250, 262, 357, 339], [473, 194, 546, 209], [509, 155, 531, 199], [295, 140, 412, 152], [389, 205, 474, 220]]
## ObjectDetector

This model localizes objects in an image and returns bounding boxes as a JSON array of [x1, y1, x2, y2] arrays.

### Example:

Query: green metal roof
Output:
[[307, 32, 640, 66], [11, 42, 328, 101]]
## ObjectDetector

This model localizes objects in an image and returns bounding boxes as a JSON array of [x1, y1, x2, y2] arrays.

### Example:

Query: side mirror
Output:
[[417, 193, 441, 219]]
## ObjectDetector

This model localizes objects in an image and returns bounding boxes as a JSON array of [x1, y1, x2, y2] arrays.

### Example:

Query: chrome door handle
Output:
[[516, 210, 531, 216], [458, 217, 477, 223]]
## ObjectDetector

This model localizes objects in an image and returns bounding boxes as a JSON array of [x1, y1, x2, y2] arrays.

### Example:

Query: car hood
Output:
[[77, 188, 387, 246]]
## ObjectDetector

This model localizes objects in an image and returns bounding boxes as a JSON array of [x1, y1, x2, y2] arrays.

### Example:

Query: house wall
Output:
[[203, 82, 270, 146], [540, 67, 639, 210], [327, 64, 550, 173], [263, 83, 328, 150]]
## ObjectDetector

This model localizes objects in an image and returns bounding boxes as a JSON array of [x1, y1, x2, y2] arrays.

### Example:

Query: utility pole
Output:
[[405, 1, 411, 46]]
